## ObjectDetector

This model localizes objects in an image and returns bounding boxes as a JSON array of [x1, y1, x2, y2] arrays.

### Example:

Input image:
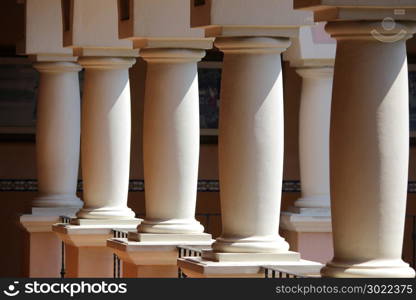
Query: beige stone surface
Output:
[[119, 0, 206, 39], [294, 0, 416, 21], [107, 236, 213, 277], [64, 0, 132, 49], [191, 0, 313, 28], [282, 230, 333, 264], [178, 256, 321, 278], [18, 0, 72, 55]]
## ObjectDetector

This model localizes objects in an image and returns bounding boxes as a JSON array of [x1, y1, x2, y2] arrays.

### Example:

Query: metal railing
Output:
[[177, 246, 204, 278], [112, 229, 128, 278], [59, 216, 71, 278], [263, 264, 323, 278]]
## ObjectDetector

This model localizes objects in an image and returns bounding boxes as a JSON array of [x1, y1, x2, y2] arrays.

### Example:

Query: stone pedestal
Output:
[[20, 208, 77, 277], [107, 233, 213, 278], [53, 220, 140, 278], [280, 208, 332, 264]]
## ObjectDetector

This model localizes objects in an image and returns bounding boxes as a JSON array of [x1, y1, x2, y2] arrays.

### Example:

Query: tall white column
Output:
[[295, 67, 333, 209], [75, 57, 136, 220], [138, 49, 205, 234], [33, 61, 83, 209], [212, 37, 291, 253], [280, 65, 334, 264], [323, 21, 416, 278]]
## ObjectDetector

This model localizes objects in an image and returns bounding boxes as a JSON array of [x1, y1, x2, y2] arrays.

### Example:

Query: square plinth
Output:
[[52, 220, 140, 247], [280, 210, 332, 232], [70, 218, 141, 227], [20, 207, 80, 233], [202, 250, 300, 262], [127, 232, 213, 243], [177, 256, 322, 278], [107, 236, 214, 268]]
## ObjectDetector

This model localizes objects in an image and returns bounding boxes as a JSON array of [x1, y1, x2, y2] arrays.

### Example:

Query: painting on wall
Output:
[[198, 61, 221, 144], [0, 57, 38, 140]]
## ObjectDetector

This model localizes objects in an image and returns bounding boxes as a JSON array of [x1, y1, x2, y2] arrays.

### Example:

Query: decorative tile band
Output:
[[1, 179, 416, 193], [0, 179, 300, 192]]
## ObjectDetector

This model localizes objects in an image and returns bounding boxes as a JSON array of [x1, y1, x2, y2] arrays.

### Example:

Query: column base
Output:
[[294, 196, 330, 209], [322, 260, 416, 278], [76, 207, 136, 220], [177, 255, 321, 278], [202, 249, 300, 262], [33, 195, 83, 209], [52, 220, 140, 278], [280, 208, 333, 263], [107, 233, 213, 278], [212, 236, 290, 253], [138, 219, 205, 234]]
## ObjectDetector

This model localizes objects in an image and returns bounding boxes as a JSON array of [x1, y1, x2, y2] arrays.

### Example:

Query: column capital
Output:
[[214, 36, 291, 54], [32, 61, 82, 73], [325, 20, 416, 42], [77, 57, 136, 70], [296, 66, 334, 79], [139, 48, 206, 63]]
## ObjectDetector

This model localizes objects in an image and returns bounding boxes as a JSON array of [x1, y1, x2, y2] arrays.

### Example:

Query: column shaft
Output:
[[33, 62, 82, 208], [213, 37, 291, 253], [139, 49, 204, 234], [295, 67, 332, 208], [76, 57, 135, 219], [323, 21, 416, 277]]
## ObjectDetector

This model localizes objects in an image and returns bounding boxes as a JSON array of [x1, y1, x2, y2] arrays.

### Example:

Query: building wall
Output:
[[0, 0, 414, 277]]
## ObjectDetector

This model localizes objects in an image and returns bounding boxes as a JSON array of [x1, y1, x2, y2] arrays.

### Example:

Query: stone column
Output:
[[52, 56, 140, 278], [280, 65, 334, 264], [107, 48, 213, 278], [75, 57, 136, 221], [20, 59, 83, 278], [322, 21, 416, 278], [211, 37, 291, 255], [138, 49, 205, 234], [33, 61, 83, 210], [295, 67, 332, 209]]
